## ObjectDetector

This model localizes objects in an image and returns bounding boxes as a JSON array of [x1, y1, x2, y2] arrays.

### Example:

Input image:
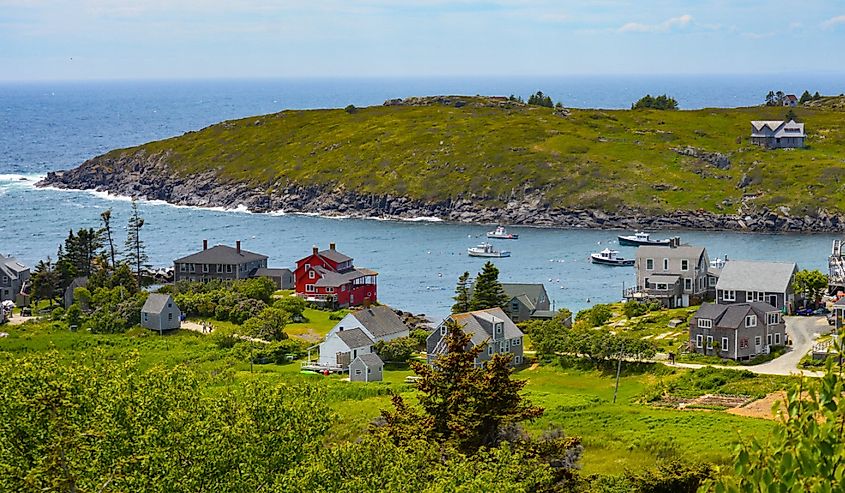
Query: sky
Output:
[[2, 0, 845, 81]]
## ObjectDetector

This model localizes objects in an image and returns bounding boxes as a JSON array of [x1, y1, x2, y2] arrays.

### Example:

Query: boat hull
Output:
[[590, 254, 634, 266], [487, 233, 518, 239], [468, 251, 511, 258], [617, 236, 671, 247]]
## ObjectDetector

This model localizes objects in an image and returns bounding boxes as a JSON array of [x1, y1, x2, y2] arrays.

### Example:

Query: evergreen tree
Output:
[[54, 244, 77, 291], [775, 90, 785, 105], [785, 108, 798, 122], [60, 228, 103, 279], [124, 200, 149, 289], [527, 91, 554, 108], [765, 90, 776, 106], [100, 209, 117, 271], [813, 91, 822, 100], [799, 90, 812, 105], [30, 257, 60, 306], [451, 271, 471, 314], [469, 262, 509, 311]]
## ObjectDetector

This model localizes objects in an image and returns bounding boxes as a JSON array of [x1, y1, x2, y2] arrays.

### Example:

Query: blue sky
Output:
[[2, 0, 845, 81]]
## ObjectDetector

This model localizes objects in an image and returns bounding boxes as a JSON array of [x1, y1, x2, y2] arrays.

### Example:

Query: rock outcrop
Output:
[[37, 150, 845, 233]]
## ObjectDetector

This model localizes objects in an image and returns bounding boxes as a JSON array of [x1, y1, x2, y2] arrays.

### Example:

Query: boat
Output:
[[468, 242, 510, 258], [590, 248, 634, 266], [487, 225, 518, 239], [617, 231, 674, 247]]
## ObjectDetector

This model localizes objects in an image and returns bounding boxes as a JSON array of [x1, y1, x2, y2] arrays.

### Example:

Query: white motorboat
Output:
[[617, 231, 673, 246], [468, 242, 510, 258], [590, 248, 634, 266], [487, 225, 518, 239]]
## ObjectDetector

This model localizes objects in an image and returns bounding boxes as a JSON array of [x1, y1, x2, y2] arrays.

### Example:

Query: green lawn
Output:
[[0, 319, 786, 475]]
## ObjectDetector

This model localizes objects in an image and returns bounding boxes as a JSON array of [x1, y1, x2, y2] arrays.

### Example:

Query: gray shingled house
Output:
[[688, 302, 786, 361], [426, 307, 524, 366], [173, 240, 268, 283], [349, 353, 384, 382], [141, 294, 182, 333], [0, 255, 30, 306], [501, 283, 554, 322], [715, 260, 799, 313], [254, 268, 294, 290], [625, 244, 712, 308]]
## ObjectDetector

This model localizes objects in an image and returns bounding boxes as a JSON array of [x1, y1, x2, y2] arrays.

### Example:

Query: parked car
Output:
[[796, 307, 815, 316], [814, 307, 830, 315]]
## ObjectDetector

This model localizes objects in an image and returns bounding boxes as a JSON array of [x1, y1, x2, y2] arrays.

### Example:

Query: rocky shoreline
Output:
[[37, 151, 845, 233]]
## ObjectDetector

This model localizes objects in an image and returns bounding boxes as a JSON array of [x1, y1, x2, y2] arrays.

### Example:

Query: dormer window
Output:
[[495, 322, 503, 334], [698, 318, 712, 329]]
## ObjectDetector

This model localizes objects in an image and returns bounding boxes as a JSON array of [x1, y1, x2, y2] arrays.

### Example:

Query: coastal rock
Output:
[[674, 146, 731, 170]]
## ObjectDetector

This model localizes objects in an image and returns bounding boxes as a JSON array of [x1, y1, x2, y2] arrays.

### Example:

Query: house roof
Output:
[[513, 293, 536, 311], [313, 265, 377, 287], [174, 244, 268, 264], [254, 268, 291, 277], [0, 255, 28, 279], [785, 94, 798, 101], [636, 245, 705, 262], [319, 249, 352, 263], [336, 327, 374, 349], [448, 307, 523, 346], [142, 294, 174, 314], [751, 120, 805, 138], [351, 305, 408, 338], [693, 302, 779, 330], [501, 283, 547, 307], [715, 260, 797, 293], [354, 352, 384, 368], [65, 276, 88, 293]]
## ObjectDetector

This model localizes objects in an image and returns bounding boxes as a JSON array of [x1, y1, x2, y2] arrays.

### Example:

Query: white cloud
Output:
[[619, 14, 692, 33], [822, 15, 845, 29]]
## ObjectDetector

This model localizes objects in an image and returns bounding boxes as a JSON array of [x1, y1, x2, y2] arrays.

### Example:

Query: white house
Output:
[[318, 327, 374, 368], [750, 120, 805, 148], [326, 305, 409, 343]]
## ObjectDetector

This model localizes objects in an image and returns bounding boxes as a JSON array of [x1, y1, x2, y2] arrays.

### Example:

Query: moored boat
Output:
[[468, 242, 510, 258], [617, 231, 674, 247], [487, 225, 518, 239], [590, 248, 634, 266]]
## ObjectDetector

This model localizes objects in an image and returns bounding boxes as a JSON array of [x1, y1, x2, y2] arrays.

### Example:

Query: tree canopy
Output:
[[632, 94, 678, 110], [468, 262, 509, 311], [792, 269, 828, 307]]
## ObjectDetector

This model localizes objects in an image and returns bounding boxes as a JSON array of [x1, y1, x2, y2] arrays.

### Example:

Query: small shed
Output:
[[141, 294, 181, 333], [349, 353, 384, 382]]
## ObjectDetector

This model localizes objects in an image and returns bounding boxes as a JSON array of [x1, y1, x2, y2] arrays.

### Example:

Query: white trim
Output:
[[696, 334, 703, 348], [745, 314, 757, 328], [721, 337, 729, 352], [697, 318, 712, 329]]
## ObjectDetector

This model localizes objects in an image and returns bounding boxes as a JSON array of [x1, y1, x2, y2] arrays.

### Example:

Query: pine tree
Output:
[[124, 200, 149, 289], [31, 257, 60, 306], [469, 262, 509, 311], [799, 90, 812, 105], [451, 271, 471, 314], [765, 90, 776, 106], [100, 209, 117, 271]]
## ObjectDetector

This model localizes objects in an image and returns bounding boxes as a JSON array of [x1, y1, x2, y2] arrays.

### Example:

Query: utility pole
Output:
[[613, 342, 624, 404]]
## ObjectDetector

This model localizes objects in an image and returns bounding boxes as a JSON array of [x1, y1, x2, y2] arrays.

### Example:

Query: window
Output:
[[143, 313, 148, 321], [309, 270, 316, 279], [739, 337, 749, 349], [663, 258, 669, 270], [216, 264, 223, 273], [515, 356, 521, 364], [767, 334, 772, 346], [304, 263, 310, 271], [684, 278, 692, 290], [306, 284, 315, 293], [646, 258, 654, 270], [355, 369, 362, 375], [681, 259, 689, 271], [495, 322, 503, 335], [722, 290, 736, 302], [342, 285, 347, 292], [202, 264, 209, 273], [656, 283, 668, 290], [226, 265, 232, 273], [513, 338, 521, 346], [721, 337, 729, 352], [326, 287, 334, 293], [767, 313, 780, 325], [698, 318, 712, 329], [774, 332, 781, 345], [696, 335, 703, 348], [755, 336, 762, 347], [745, 315, 757, 327], [367, 368, 371, 374], [168, 313, 173, 321], [441, 326, 447, 336], [708, 276, 716, 287], [706, 335, 713, 348], [189, 264, 195, 272], [488, 346, 493, 355], [179, 263, 186, 272]]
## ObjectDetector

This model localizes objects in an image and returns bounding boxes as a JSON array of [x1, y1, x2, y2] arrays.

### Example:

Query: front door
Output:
[[768, 295, 778, 307]]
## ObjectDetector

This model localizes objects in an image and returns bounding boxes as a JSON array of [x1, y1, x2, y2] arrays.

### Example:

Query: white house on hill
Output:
[[326, 305, 410, 343]]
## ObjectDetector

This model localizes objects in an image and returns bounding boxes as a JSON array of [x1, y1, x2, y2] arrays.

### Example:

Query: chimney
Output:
[[312, 245, 319, 255], [236, 240, 241, 254], [330, 242, 336, 250], [203, 239, 208, 250]]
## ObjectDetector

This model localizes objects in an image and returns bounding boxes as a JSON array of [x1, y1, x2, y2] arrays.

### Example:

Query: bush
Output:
[[229, 298, 267, 325], [373, 337, 417, 363], [328, 310, 347, 320], [50, 307, 65, 321], [233, 277, 275, 304], [344, 104, 357, 114], [632, 94, 679, 110], [623, 301, 649, 319], [575, 304, 613, 327], [410, 328, 431, 349], [241, 307, 290, 341], [274, 296, 307, 321]]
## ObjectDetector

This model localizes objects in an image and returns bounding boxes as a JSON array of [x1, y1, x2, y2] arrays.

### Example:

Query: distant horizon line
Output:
[[3, 71, 845, 84]]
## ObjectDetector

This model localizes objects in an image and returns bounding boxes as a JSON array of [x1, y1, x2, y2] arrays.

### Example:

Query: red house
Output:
[[294, 243, 378, 308]]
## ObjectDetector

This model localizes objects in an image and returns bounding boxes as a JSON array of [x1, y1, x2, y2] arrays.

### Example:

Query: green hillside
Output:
[[107, 96, 845, 216]]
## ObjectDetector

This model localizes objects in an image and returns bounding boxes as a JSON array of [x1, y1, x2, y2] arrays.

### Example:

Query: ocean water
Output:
[[1, 76, 844, 317]]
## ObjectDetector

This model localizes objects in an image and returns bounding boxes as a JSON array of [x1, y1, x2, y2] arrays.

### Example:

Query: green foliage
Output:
[[328, 309, 348, 320], [452, 271, 471, 314], [0, 351, 331, 492], [344, 104, 357, 114], [708, 357, 845, 492], [785, 108, 798, 122], [241, 307, 290, 341], [799, 90, 813, 105], [792, 269, 828, 306], [233, 276, 276, 304], [124, 199, 149, 289], [410, 328, 432, 349], [529, 315, 658, 364], [65, 304, 82, 328], [273, 295, 308, 321], [576, 304, 613, 327], [373, 336, 417, 363], [469, 261, 509, 311], [528, 90, 555, 108], [30, 257, 60, 305], [632, 94, 678, 110]]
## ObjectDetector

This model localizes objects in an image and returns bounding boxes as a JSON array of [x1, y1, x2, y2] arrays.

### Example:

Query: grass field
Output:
[[90, 95, 845, 217], [0, 319, 792, 475]]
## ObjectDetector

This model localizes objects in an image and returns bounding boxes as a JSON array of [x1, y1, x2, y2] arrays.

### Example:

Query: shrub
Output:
[[274, 296, 308, 321], [373, 337, 417, 363], [229, 298, 267, 325]]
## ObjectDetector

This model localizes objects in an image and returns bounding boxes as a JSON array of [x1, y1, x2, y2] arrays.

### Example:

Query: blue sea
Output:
[[2, 75, 844, 317]]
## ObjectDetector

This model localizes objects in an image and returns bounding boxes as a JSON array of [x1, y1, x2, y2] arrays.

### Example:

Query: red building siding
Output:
[[294, 245, 377, 308]]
